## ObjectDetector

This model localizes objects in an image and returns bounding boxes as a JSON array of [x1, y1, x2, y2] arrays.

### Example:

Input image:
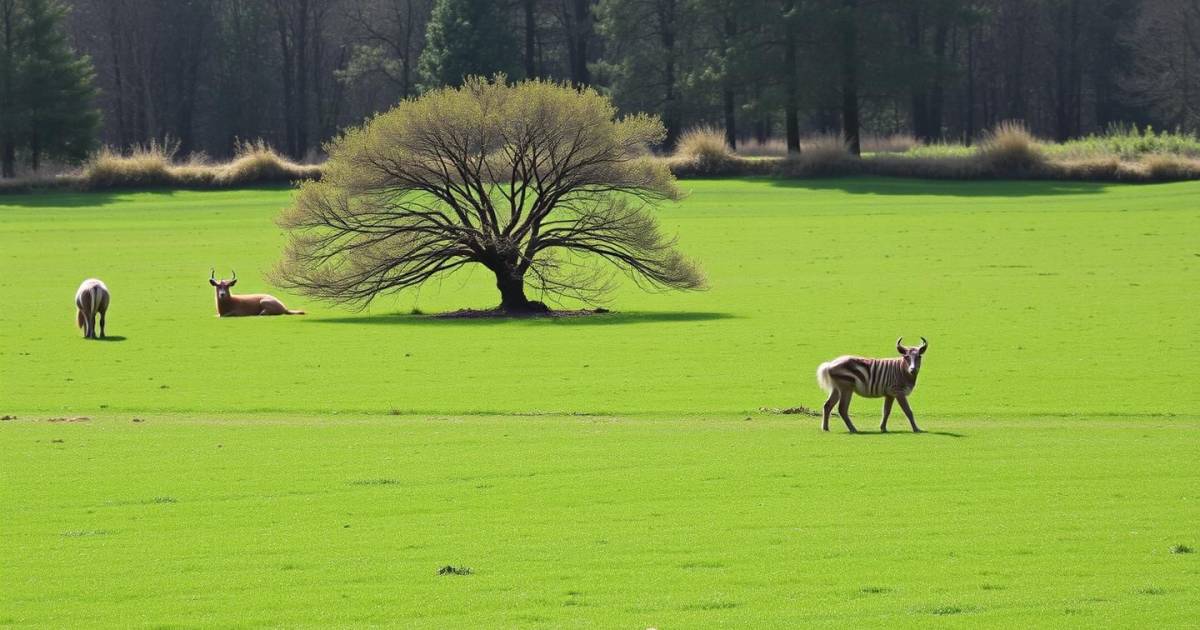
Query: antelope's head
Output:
[[209, 269, 238, 300], [896, 336, 928, 376]]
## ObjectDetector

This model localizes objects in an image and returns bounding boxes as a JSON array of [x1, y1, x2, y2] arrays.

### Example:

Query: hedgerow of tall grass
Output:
[[737, 133, 918, 157], [75, 139, 320, 190]]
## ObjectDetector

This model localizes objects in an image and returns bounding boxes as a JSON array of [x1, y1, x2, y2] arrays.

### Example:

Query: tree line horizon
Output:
[[2, 0, 1197, 177]]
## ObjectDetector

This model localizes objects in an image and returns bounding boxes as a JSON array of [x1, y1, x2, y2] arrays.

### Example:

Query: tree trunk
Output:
[[659, 0, 678, 149], [782, 0, 800, 154], [494, 267, 546, 313], [1, 140, 14, 178], [295, 0, 310, 159], [722, 12, 736, 150], [723, 87, 736, 150], [928, 19, 949, 141], [965, 24, 977, 143], [0, 0, 12, 178], [840, 0, 861, 156], [29, 127, 39, 171], [908, 8, 928, 141], [276, 3, 296, 157], [570, 0, 591, 85], [524, 0, 537, 79]]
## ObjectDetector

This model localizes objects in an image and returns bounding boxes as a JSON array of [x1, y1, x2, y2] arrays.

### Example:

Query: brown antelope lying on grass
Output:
[[816, 337, 928, 433], [209, 270, 304, 317], [75, 278, 110, 339]]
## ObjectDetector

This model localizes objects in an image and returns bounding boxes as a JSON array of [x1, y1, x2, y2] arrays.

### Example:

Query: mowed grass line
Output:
[[1, 178, 1198, 418], [1, 414, 1197, 627]]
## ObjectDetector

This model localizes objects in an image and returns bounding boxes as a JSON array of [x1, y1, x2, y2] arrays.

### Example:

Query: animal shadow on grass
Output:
[[849, 429, 966, 438], [94, 335, 127, 342], [305, 311, 735, 327]]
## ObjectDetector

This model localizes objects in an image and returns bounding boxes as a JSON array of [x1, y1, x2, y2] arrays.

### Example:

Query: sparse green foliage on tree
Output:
[[272, 77, 705, 313]]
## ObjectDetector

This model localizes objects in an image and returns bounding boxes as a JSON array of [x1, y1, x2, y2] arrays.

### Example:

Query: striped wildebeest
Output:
[[75, 278, 110, 339], [816, 337, 928, 433]]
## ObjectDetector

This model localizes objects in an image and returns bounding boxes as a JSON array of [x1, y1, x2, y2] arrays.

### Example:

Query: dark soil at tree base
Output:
[[434, 307, 612, 319]]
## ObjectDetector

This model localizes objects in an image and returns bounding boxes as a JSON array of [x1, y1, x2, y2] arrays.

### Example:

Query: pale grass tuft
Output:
[[79, 141, 180, 188], [74, 138, 320, 190], [1138, 154, 1200, 181], [669, 126, 742, 175], [674, 126, 732, 162], [976, 121, 1046, 175], [213, 140, 322, 186]]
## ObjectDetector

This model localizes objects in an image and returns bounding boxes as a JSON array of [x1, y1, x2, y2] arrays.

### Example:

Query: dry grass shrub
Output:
[[214, 139, 322, 185], [775, 134, 859, 177], [864, 133, 920, 154], [1138, 154, 1200, 181], [670, 126, 744, 175], [975, 121, 1047, 176], [79, 141, 181, 189], [736, 133, 918, 157], [74, 139, 320, 190], [735, 137, 787, 157]]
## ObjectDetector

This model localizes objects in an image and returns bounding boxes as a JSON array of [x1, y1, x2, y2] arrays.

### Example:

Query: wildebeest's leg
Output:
[[837, 388, 858, 433], [98, 308, 106, 338], [896, 395, 921, 432], [881, 396, 894, 432], [822, 389, 840, 432]]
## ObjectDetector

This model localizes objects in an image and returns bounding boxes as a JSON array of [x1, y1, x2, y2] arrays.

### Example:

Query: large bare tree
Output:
[[272, 76, 705, 314]]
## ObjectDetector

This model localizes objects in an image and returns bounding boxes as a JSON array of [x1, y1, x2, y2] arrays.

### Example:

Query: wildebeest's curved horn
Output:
[[231, 269, 237, 281], [210, 268, 215, 280], [896, 337, 905, 353], [919, 337, 928, 354]]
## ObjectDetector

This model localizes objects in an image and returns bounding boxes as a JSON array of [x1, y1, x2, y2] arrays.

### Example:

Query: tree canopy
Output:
[[272, 76, 705, 313]]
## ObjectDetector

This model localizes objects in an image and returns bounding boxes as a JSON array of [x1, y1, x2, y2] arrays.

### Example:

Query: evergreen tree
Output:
[[417, 0, 521, 90], [1, 0, 22, 177], [0, 0, 98, 176]]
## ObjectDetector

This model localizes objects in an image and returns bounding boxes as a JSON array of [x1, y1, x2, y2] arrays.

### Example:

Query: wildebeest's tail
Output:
[[816, 361, 836, 394], [76, 308, 86, 330]]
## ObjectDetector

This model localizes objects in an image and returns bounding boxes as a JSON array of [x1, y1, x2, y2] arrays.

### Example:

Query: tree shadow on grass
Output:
[[303, 311, 737, 327], [0, 183, 295, 208], [763, 176, 1108, 198]]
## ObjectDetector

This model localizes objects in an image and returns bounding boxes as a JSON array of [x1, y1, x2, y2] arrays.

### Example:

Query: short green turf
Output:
[[2, 178, 1197, 417], [2, 178, 1198, 626], [2, 415, 1198, 627]]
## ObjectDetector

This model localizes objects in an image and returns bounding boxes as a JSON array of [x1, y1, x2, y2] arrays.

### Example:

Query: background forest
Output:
[[2, 0, 1199, 174]]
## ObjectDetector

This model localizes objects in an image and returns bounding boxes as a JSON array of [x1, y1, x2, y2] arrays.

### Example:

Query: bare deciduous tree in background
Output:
[[272, 76, 705, 314], [1125, 0, 1200, 132]]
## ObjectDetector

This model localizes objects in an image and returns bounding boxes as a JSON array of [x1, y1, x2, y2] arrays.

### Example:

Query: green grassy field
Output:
[[2, 178, 1198, 626]]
